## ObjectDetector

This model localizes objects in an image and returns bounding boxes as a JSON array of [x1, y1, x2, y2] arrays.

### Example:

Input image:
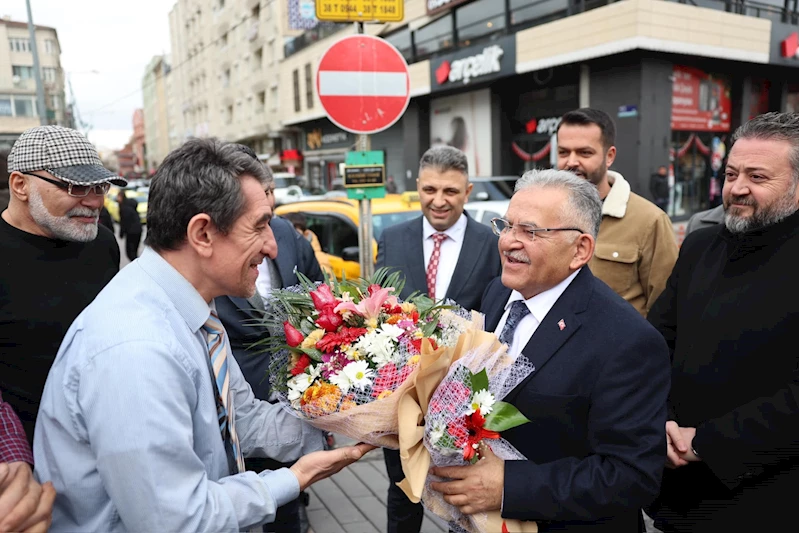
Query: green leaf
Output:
[[483, 401, 530, 433], [299, 347, 324, 362], [470, 369, 489, 394]]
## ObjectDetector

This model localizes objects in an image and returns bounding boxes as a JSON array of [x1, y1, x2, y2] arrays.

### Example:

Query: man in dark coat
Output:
[[376, 146, 501, 533], [648, 112, 799, 532], [117, 190, 142, 262], [428, 168, 669, 532]]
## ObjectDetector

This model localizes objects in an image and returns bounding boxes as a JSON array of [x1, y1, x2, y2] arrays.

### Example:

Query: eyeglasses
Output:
[[22, 172, 111, 198], [490, 217, 584, 242]]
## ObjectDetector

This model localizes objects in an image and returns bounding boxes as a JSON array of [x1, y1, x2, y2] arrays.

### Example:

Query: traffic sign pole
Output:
[[355, 22, 374, 279], [315, 28, 410, 280]]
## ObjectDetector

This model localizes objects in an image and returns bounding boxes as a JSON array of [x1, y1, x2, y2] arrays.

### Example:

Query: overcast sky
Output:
[[5, 0, 174, 150]]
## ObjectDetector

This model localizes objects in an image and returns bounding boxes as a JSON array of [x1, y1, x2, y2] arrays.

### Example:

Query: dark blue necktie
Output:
[[499, 300, 530, 347]]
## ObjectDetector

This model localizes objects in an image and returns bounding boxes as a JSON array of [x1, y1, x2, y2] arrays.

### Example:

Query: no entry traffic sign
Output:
[[316, 34, 411, 135]]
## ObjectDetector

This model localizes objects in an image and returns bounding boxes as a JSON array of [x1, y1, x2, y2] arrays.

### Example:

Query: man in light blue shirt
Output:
[[33, 138, 373, 532]]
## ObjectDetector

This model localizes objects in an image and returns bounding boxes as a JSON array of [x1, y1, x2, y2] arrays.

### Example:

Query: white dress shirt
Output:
[[422, 214, 468, 300], [494, 269, 581, 358], [256, 258, 273, 300]]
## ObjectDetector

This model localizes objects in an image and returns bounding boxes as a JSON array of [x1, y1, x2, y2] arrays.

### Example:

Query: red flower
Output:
[[383, 303, 403, 315], [316, 327, 368, 353], [290, 354, 311, 376], [410, 337, 437, 354], [456, 409, 500, 461], [310, 284, 338, 312], [315, 307, 343, 332], [283, 321, 305, 347]]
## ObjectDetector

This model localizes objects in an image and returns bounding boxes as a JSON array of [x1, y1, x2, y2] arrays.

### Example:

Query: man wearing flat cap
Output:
[[0, 125, 125, 446]]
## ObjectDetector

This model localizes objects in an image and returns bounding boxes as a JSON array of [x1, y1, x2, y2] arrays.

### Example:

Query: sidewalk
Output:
[[307, 439, 447, 533]]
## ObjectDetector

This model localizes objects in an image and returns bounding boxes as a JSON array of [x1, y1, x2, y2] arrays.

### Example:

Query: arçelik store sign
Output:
[[429, 35, 517, 93]]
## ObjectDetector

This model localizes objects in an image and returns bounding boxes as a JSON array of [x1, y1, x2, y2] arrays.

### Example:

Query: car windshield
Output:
[[274, 176, 297, 188], [372, 211, 419, 239]]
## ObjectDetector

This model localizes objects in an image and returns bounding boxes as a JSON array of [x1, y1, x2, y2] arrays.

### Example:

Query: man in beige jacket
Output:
[[556, 108, 678, 316]]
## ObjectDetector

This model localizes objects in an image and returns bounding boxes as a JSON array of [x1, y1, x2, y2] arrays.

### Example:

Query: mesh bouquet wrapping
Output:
[[396, 329, 538, 533], [260, 270, 479, 449]]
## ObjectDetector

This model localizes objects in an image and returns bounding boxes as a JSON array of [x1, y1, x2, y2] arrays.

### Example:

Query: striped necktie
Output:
[[202, 311, 246, 473]]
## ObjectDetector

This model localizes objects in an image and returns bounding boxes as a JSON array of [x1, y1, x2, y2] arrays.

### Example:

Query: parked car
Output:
[[275, 192, 421, 280], [464, 200, 510, 226], [468, 176, 518, 202], [272, 172, 304, 205]]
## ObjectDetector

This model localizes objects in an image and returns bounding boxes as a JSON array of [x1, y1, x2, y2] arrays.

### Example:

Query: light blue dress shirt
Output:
[[34, 248, 324, 532]]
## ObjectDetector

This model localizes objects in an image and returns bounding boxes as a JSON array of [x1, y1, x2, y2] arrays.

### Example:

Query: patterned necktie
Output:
[[426, 233, 448, 299], [202, 311, 246, 473], [499, 300, 531, 347]]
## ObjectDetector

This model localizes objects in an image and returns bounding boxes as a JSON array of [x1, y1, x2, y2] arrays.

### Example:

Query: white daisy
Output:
[[428, 423, 446, 445], [287, 373, 315, 402], [465, 389, 496, 415], [342, 360, 375, 391]]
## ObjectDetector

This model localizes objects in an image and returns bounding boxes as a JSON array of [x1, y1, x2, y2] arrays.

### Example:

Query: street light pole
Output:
[[25, 0, 48, 126]]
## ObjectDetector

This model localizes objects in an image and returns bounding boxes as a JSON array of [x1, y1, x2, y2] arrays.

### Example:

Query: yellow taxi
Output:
[[105, 186, 148, 225], [275, 192, 421, 280]]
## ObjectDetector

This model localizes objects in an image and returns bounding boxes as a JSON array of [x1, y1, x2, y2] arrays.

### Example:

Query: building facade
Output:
[[165, 0, 306, 165], [0, 16, 69, 163], [273, 0, 799, 222], [142, 55, 172, 171]]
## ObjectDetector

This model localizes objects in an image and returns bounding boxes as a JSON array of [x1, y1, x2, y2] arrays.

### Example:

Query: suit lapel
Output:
[[485, 283, 512, 333], [515, 268, 593, 384], [405, 217, 428, 294], [230, 296, 263, 321], [272, 228, 291, 287], [446, 217, 482, 303]]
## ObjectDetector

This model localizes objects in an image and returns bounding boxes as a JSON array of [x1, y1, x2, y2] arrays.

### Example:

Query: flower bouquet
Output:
[[395, 330, 539, 533], [259, 269, 477, 448]]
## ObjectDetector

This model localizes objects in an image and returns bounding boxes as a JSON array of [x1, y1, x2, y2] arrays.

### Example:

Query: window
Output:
[[226, 104, 233, 124], [253, 47, 263, 71], [44, 39, 58, 54], [14, 97, 37, 117], [304, 214, 358, 257], [293, 69, 301, 112], [12, 65, 35, 79], [304, 63, 313, 109], [9, 38, 30, 52], [510, 0, 569, 27], [222, 68, 230, 88], [219, 0, 225, 8], [386, 28, 413, 62], [414, 14, 453, 57], [42, 67, 58, 83], [455, 0, 506, 46], [220, 32, 228, 48], [0, 96, 11, 116], [252, 3, 260, 18], [270, 86, 279, 111], [257, 90, 266, 113]]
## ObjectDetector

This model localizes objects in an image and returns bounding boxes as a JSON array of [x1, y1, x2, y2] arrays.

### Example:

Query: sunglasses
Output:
[[22, 172, 111, 198]]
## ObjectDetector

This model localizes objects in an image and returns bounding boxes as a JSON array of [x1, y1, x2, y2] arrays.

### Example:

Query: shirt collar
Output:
[[506, 268, 582, 323], [137, 247, 213, 333], [422, 213, 468, 242]]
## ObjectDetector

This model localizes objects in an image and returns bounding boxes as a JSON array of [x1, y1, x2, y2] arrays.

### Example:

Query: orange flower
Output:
[[300, 383, 342, 417], [376, 390, 393, 400], [340, 394, 358, 411]]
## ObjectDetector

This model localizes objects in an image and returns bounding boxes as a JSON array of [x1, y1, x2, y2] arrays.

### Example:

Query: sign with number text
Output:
[[316, 0, 404, 23]]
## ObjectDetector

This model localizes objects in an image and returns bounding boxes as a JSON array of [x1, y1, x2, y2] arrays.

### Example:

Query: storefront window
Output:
[[670, 66, 731, 219], [510, 0, 569, 27], [415, 14, 454, 57], [455, 0, 506, 46], [386, 28, 413, 62]]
